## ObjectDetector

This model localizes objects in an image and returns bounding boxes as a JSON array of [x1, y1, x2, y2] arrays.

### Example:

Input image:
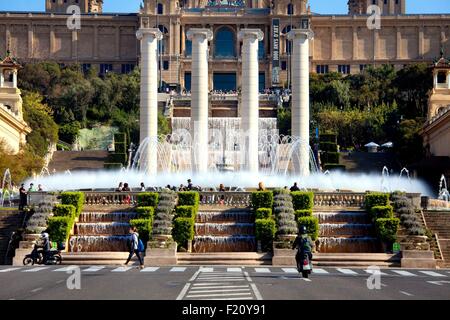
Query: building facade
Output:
[[0, 0, 449, 91]]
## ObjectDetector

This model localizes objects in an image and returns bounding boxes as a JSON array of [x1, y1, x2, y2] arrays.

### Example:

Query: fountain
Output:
[[438, 174, 450, 201], [0, 168, 13, 207], [381, 166, 391, 193]]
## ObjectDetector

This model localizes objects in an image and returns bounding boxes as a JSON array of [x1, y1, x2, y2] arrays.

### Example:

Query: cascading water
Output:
[[314, 211, 379, 253], [193, 209, 256, 252], [69, 211, 137, 252], [381, 166, 391, 193], [438, 174, 450, 202]]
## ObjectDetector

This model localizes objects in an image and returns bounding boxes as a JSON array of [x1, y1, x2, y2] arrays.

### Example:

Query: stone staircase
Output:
[[0, 209, 23, 265], [48, 150, 109, 173], [423, 210, 450, 266], [177, 252, 272, 265]]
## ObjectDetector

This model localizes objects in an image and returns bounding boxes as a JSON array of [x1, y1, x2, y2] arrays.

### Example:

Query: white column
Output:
[[136, 28, 163, 175], [187, 28, 213, 173], [238, 29, 264, 173], [288, 29, 314, 176]]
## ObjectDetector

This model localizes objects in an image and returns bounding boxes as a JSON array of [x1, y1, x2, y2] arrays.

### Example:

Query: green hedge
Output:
[[137, 192, 159, 207], [255, 218, 276, 252], [255, 208, 272, 220], [175, 205, 196, 219], [320, 142, 338, 152], [60, 192, 84, 217], [136, 207, 154, 221], [172, 217, 195, 249], [297, 216, 319, 241], [130, 219, 152, 248], [291, 192, 314, 210], [114, 142, 126, 154], [320, 134, 337, 143], [53, 204, 76, 219], [321, 152, 340, 164], [375, 218, 400, 243], [365, 192, 390, 210], [47, 216, 72, 244], [294, 209, 313, 220], [104, 163, 123, 170], [107, 153, 127, 165], [114, 132, 126, 144], [323, 164, 346, 171], [178, 191, 200, 208], [370, 205, 394, 220], [251, 191, 274, 210]]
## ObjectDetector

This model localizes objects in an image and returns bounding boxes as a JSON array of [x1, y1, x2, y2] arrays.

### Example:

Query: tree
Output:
[[59, 121, 81, 144]]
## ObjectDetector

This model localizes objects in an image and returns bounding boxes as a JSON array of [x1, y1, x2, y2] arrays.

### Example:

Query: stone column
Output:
[[288, 29, 314, 176], [187, 28, 213, 173], [136, 28, 163, 175], [238, 29, 264, 173]]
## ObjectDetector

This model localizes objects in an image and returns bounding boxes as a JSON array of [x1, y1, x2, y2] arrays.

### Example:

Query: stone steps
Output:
[[177, 252, 272, 265], [48, 150, 109, 173], [61, 252, 130, 265]]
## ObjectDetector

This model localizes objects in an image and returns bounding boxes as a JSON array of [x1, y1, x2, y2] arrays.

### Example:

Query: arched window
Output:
[[282, 25, 292, 54], [157, 25, 169, 54], [157, 3, 164, 15], [214, 27, 236, 58], [287, 3, 294, 15]]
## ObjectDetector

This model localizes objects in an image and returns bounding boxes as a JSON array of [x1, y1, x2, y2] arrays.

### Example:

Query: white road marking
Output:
[[83, 266, 105, 272], [111, 266, 133, 272], [30, 287, 42, 293], [198, 278, 246, 282], [56, 280, 64, 284], [192, 285, 250, 289], [197, 276, 244, 280], [227, 267, 242, 272], [199, 267, 213, 272], [391, 270, 417, 277], [201, 297, 253, 300], [282, 268, 298, 273], [176, 283, 191, 300], [140, 267, 160, 272], [312, 268, 329, 274], [365, 269, 388, 276], [250, 283, 263, 300], [54, 266, 77, 272], [419, 271, 446, 277], [189, 288, 251, 293], [170, 267, 186, 272], [254, 268, 271, 273], [336, 268, 358, 275], [0, 268, 21, 273], [400, 291, 414, 296], [302, 278, 312, 282], [186, 292, 253, 298], [22, 267, 50, 272], [427, 280, 450, 286], [244, 272, 252, 282]]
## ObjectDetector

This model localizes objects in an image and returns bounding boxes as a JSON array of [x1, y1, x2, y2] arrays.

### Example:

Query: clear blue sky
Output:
[[0, 0, 449, 14]]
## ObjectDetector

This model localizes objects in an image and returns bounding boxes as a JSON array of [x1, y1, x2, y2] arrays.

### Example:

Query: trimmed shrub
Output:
[[294, 209, 313, 220], [47, 216, 72, 244], [172, 217, 195, 249], [107, 153, 127, 165], [104, 163, 123, 170], [321, 152, 339, 164], [320, 142, 338, 152], [370, 205, 394, 220], [255, 208, 272, 220], [53, 204, 76, 219], [130, 219, 152, 247], [255, 218, 276, 252], [323, 164, 346, 171], [175, 205, 196, 219], [273, 189, 297, 236], [114, 142, 126, 154], [297, 216, 319, 241], [291, 191, 314, 210], [114, 132, 126, 144], [136, 207, 154, 221], [251, 191, 273, 210], [178, 191, 200, 209], [375, 218, 400, 243], [320, 134, 337, 143], [137, 192, 159, 207], [60, 192, 84, 217], [365, 192, 390, 210], [152, 190, 177, 237]]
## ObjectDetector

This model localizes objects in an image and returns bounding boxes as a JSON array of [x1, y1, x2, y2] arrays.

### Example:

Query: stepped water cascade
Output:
[[69, 211, 136, 252], [315, 211, 379, 253], [193, 210, 256, 252]]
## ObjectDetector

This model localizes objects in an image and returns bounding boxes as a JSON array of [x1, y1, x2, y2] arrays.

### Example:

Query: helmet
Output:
[[299, 226, 307, 235], [40, 232, 49, 239]]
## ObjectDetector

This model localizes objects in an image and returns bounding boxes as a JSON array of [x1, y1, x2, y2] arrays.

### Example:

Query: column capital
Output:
[[287, 29, 314, 41], [186, 28, 213, 41], [238, 29, 264, 42], [136, 28, 163, 41]]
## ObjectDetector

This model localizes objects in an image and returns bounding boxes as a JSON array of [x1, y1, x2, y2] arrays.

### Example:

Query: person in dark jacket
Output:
[[19, 184, 27, 210], [40, 232, 51, 264], [124, 227, 144, 269], [290, 182, 300, 192], [292, 226, 313, 271]]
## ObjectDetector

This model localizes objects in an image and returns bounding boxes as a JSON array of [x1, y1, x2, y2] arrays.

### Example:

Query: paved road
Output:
[[0, 265, 449, 300]]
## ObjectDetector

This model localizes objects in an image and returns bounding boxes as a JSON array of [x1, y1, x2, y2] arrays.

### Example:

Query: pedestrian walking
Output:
[[124, 227, 144, 269]]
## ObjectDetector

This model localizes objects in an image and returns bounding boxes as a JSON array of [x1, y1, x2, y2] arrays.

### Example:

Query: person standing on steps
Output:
[[19, 184, 27, 210], [125, 227, 144, 269]]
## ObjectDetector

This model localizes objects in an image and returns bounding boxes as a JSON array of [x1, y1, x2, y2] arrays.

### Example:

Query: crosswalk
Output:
[[0, 266, 449, 278]]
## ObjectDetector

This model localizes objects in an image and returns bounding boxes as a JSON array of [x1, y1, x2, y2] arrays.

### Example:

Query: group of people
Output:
[[19, 183, 44, 210], [256, 181, 301, 192]]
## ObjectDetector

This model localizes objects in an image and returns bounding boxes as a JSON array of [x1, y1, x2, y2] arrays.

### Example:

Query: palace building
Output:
[[0, 0, 448, 92]]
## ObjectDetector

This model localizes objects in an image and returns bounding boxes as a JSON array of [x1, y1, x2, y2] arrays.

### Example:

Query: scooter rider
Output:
[[292, 226, 313, 270], [39, 232, 51, 264]]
